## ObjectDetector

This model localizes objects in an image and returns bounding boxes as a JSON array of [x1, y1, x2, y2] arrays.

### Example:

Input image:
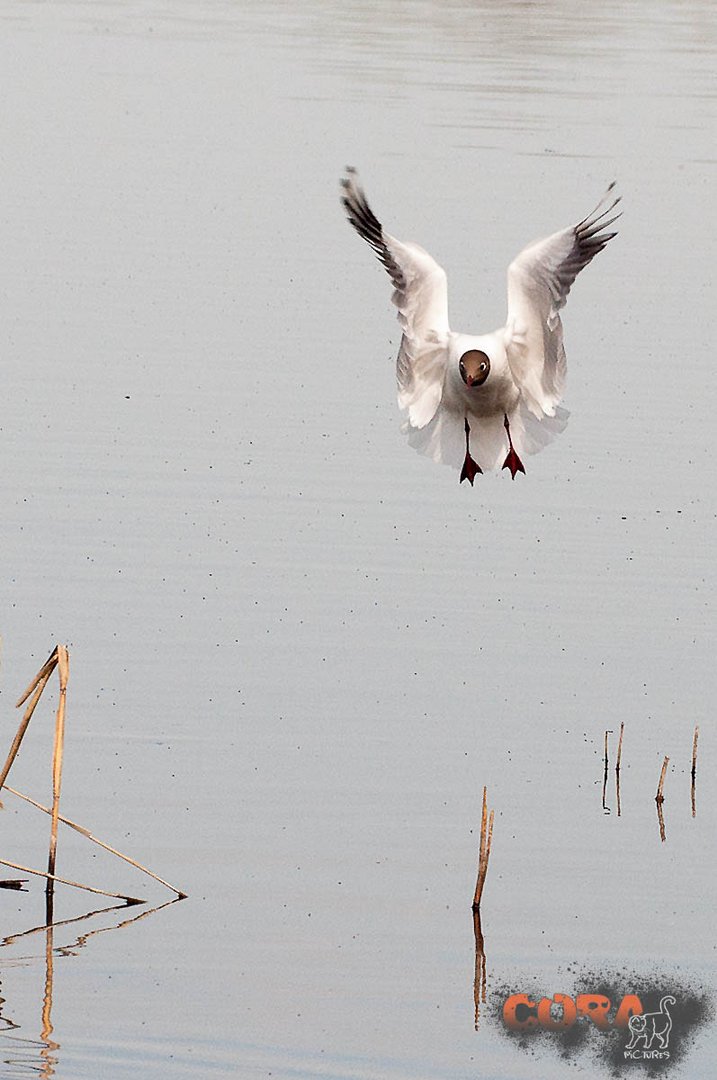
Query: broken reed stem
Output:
[[0, 659, 58, 796], [46, 646, 69, 886], [479, 787, 488, 868], [15, 647, 59, 708], [614, 723, 624, 817], [655, 755, 669, 804], [0, 857, 144, 905], [472, 787, 494, 910], [691, 725, 699, 818], [4, 785, 187, 898]]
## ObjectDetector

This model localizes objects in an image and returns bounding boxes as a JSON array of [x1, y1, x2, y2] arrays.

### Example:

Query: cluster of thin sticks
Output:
[[0, 645, 186, 903], [601, 722, 700, 842]]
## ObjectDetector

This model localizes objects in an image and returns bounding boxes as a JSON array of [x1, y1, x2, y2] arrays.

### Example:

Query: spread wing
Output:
[[341, 167, 450, 429], [505, 185, 621, 419]]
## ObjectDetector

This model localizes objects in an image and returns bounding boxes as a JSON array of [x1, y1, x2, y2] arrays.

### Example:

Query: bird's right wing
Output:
[[341, 167, 450, 429]]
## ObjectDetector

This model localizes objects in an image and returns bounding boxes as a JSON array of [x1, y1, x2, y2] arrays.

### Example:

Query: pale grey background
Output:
[[0, 1, 714, 1077]]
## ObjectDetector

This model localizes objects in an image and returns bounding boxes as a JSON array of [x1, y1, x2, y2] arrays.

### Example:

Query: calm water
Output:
[[0, 1, 715, 1077]]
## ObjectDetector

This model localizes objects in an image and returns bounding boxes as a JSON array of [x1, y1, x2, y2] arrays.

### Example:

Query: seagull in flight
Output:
[[341, 168, 620, 483]]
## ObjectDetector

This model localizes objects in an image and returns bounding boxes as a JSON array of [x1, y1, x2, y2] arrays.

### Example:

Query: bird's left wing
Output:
[[505, 185, 621, 419], [341, 167, 450, 429]]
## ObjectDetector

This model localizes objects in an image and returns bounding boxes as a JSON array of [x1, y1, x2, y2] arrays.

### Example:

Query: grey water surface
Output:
[[0, 1, 715, 1077]]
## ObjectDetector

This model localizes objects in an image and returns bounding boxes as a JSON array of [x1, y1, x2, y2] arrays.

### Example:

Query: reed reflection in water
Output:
[[0, 898, 181, 1078]]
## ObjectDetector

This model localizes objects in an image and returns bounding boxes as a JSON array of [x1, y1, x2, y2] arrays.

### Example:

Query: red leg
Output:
[[502, 414, 526, 479], [460, 417, 482, 485]]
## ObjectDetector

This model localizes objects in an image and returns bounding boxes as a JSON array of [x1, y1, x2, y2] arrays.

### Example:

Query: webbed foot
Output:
[[502, 413, 525, 480], [460, 417, 483, 485], [461, 453, 482, 485], [502, 448, 526, 479]]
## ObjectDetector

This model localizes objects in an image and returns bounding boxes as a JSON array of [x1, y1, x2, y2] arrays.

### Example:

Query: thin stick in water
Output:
[[691, 726, 699, 818], [655, 755, 669, 804], [15, 647, 59, 708], [472, 787, 494, 910], [0, 661, 58, 796], [46, 646, 69, 888], [5, 785, 187, 898], [615, 722, 624, 817], [615, 723, 624, 774], [0, 856, 144, 904]]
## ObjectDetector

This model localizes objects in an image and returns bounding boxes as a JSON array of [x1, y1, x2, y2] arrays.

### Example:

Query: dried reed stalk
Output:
[[46, 645, 69, 885], [5, 785, 186, 898], [0, 856, 144, 904], [0, 651, 58, 796], [615, 723, 624, 774], [615, 722, 624, 817], [15, 647, 59, 707], [472, 786, 494, 910], [655, 755, 669, 804], [691, 726, 699, 818]]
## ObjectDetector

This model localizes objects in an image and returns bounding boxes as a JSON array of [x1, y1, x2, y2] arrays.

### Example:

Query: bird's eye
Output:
[[474, 356, 491, 384]]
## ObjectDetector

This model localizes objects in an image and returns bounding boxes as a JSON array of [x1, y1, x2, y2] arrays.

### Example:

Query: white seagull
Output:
[[341, 168, 620, 483]]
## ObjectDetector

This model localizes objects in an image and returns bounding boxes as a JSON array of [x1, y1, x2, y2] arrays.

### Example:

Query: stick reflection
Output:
[[0, 894, 183, 1078], [472, 908, 488, 1030], [601, 729, 612, 814]]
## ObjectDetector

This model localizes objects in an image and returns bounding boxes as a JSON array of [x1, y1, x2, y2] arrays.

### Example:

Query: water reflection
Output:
[[39, 925, 58, 1080], [0, 898, 182, 1078], [601, 729, 612, 814], [690, 725, 699, 818], [472, 908, 487, 1030]]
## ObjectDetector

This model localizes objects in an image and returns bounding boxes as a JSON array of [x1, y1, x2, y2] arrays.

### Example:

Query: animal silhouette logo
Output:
[[624, 995, 676, 1052]]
